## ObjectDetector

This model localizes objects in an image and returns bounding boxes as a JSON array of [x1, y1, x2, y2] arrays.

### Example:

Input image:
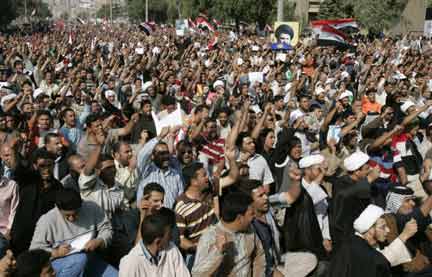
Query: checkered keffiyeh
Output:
[[385, 186, 415, 214]]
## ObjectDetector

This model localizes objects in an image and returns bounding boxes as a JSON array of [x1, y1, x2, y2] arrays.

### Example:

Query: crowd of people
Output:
[[0, 20, 432, 277]]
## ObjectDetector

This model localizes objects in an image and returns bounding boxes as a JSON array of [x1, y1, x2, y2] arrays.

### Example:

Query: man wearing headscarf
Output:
[[382, 186, 432, 275]]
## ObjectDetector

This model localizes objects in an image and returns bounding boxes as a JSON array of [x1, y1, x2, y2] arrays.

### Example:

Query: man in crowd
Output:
[[30, 188, 116, 277], [192, 191, 265, 276]]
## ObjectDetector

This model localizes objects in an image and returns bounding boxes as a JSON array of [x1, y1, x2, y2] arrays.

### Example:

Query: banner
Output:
[[176, 19, 188, 36], [424, 8, 432, 37], [272, 22, 300, 46]]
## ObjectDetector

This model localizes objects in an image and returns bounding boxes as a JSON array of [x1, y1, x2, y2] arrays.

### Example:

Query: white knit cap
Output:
[[213, 80, 224, 89], [344, 151, 369, 172], [104, 90, 116, 98], [400, 101, 415, 114], [354, 204, 384, 233], [142, 81, 153, 92], [338, 90, 352, 100], [299, 154, 324, 169], [33, 88, 45, 99], [0, 93, 17, 108]]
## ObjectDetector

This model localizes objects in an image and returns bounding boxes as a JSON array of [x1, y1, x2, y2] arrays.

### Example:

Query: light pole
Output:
[[110, 0, 113, 23], [146, 0, 148, 22], [277, 0, 284, 21]]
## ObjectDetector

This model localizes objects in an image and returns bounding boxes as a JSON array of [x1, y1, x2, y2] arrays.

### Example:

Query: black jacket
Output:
[[10, 173, 63, 255]]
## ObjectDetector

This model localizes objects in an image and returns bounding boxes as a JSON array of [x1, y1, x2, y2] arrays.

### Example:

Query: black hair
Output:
[[215, 107, 231, 117], [15, 249, 51, 277], [31, 148, 55, 165], [273, 95, 284, 102], [44, 132, 60, 145], [55, 188, 82, 211], [143, 182, 165, 196], [195, 104, 209, 113], [236, 179, 262, 197], [236, 132, 251, 149], [140, 213, 171, 245], [85, 113, 102, 127], [154, 207, 176, 229], [182, 162, 204, 187], [112, 141, 130, 154], [220, 191, 253, 223], [161, 95, 176, 106], [61, 108, 75, 119]]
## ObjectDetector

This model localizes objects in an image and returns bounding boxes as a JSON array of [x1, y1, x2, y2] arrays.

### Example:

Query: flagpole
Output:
[[24, 0, 28, 23], [110, 0, 113, 23], [277, 0, 283, 21], [145, 0, 148, 22]]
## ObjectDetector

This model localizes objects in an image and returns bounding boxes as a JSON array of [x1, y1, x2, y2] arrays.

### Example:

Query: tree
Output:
[[319, 0, 354, 19], [0, 0, 18, 27], [352, 0, 407, 33], [96, 3, 123, 19], [127, 0, 170, 22]]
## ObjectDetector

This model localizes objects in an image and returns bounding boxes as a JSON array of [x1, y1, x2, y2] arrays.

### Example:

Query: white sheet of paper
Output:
[[276, 53, 287, 62], [69, 232, 94, 254], [248, 72, 264, 84], [327, 125, 342, 144], [135, 48, 144, 55], [152, 104, 183, 135]]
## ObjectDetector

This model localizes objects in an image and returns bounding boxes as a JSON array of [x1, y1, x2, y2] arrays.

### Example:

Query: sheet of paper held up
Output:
[[151, 103, 183, 135], [68, 231, 94, 255]]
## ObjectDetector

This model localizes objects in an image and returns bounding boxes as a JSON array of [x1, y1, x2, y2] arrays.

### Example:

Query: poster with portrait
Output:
[[176, 19, 189, 36], [271, 22, 300, 49]]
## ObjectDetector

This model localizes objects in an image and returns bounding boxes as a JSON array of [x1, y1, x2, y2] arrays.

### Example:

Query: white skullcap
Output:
[[33, 88, 45, 99], [289, 110, 305, 125], [213, 80, 224, 89], [104, 90, 116, 98], [315, 87, 325, 95], [142, 81, 153, 92], [353, 204, 384, 234], [400, 101, 415, 114], [341, 71, 350, 80], [0, 93, 17, 108], [344, 151, 369, 172], [237, 58, 244, 65], [65, 90, 73, 97], [338, 90, 353, 100], [299, 154, 324, 169]]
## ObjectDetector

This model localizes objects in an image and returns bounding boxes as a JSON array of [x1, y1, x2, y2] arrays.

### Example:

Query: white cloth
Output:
[[353, 204, 384, 233], [302, 179, 331, 240], [344, 151, 369, 172]]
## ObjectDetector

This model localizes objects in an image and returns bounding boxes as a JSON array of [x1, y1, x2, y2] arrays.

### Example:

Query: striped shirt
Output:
[[198, 137, 225, 165], [174, 193, 216, 245], [136, 138, 184, 208]]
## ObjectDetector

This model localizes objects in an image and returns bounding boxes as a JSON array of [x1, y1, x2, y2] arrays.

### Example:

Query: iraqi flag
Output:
[[212, 19, 222, 29], [311, 18, 359, 33], [208, 33, 219, 50], [196, 16, 215, 32], [312, 25, 352, 49], [139, 22, 155, 35]]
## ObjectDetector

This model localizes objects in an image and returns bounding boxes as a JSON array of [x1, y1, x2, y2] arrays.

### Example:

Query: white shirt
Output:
[[302, 178, 331, 240], [119, 242, 190, 277]]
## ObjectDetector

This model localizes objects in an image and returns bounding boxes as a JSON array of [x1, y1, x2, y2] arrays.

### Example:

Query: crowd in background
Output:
[[0, 22, 432, 276]]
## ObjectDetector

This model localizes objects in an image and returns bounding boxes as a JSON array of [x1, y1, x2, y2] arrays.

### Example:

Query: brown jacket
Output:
[[383, 213, 431, 272]]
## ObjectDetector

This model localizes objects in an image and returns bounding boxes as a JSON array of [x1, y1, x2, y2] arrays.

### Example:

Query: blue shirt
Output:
[[136, 138, 184, 208]]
